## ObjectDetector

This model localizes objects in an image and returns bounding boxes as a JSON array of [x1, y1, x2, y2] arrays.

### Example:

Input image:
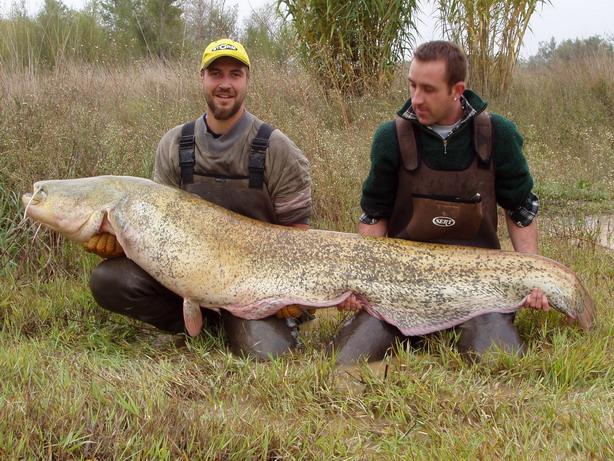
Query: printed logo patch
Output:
[[212, 44, 238, 52], [433, 216, 455, 227]]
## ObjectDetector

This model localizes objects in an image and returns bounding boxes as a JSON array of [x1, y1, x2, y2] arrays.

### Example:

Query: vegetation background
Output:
[[1, 0, 613, 459]]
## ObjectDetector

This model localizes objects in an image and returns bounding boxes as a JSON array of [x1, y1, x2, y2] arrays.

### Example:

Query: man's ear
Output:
[[453, 81, 465, 98]]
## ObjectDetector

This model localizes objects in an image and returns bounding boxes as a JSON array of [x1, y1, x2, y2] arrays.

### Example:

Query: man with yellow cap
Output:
[[85, 39, 313, 360]]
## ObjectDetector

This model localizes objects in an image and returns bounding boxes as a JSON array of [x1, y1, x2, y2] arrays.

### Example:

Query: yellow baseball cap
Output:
[[200, 39, 250, 71]]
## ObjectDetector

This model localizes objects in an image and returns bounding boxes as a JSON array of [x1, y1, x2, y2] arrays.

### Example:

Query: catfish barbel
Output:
[[21, 176, 595, 336]]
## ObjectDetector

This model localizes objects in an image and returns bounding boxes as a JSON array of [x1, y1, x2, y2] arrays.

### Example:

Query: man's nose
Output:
[[218, 78, 231, 89], [411, 89, 423, 104]]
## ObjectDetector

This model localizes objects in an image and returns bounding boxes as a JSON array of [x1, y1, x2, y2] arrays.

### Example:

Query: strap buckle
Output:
[[179, 121, 196, 186], [248, 124, 274, 189], [179, 135, 195, 166], [248, 151, 265, 188]]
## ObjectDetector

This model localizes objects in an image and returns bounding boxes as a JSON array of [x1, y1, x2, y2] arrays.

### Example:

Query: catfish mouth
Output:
[[22, 190, 43, 207], [21, 187, 47, 221]]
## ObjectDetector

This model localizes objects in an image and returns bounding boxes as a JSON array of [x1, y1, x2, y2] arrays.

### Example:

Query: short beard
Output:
[[205, 94, 243, 121]]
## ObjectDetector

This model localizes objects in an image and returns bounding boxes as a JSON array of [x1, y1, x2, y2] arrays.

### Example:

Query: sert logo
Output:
[[433, 216, 455, 227], [212, 44, 238, 52]]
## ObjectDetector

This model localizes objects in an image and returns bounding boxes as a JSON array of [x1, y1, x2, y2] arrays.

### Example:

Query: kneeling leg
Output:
[[330, 311, 403, 365]]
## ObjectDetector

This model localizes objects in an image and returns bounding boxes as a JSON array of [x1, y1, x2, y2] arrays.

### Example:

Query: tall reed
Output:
[[278, 0, 418, 96], [437, 0, 548, 98]]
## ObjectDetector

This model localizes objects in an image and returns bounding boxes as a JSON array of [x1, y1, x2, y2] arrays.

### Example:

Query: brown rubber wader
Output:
[[333, 114, 524, 364]]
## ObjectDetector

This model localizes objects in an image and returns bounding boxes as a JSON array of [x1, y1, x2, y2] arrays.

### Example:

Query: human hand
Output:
[[82, 233, 124, 258], [276, 304, 312, 319], [337, 293, 363, 312], [524, 287, 550, 311]]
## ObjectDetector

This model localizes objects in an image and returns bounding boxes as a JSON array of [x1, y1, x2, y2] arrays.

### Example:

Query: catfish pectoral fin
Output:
[[183, 298, 203, 337]]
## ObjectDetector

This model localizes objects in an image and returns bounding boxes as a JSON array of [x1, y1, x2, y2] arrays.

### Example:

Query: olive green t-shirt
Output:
[[154, 111, 312, 225]]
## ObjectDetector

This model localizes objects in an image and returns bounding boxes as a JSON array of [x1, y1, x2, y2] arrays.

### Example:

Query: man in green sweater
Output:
[[333, 41, 550, 364]]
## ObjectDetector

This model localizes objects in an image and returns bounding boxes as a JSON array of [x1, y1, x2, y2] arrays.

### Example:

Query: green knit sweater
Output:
[[361, 90, 534, 218]]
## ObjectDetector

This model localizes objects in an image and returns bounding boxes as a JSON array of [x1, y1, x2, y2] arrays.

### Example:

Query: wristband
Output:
[[359, 213, 380, 225]]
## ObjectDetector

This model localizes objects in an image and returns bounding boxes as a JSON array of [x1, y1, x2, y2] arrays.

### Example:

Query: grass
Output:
[[494, 55, 614, 213], [0, 53, 613, 459]]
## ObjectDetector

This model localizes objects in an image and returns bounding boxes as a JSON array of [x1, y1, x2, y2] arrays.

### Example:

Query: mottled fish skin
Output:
[[22, 176, 596, 336]]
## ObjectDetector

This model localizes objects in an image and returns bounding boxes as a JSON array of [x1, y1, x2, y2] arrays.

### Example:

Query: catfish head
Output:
[[21, 175, 138, 242]]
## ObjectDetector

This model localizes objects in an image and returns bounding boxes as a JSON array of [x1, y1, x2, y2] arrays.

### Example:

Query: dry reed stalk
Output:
[[437, 0, 548, 98]]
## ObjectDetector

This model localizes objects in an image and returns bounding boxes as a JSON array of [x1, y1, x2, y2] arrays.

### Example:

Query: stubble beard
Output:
[[205, 93, 244, 121]]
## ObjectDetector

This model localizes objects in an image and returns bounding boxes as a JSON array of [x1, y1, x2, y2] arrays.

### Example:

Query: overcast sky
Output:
[[1, 0, 612, 58]]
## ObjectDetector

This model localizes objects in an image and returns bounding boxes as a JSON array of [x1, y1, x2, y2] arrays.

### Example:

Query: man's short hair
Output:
[[413, 41, 468, 87]]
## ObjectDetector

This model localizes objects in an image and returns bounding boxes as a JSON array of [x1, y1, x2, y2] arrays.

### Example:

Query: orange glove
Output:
[[276, 305, 316, 319], [337, 293, 364, 312], [83, 233, 124, 258]]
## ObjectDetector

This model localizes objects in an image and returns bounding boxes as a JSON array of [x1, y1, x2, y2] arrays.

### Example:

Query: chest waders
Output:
[[388, 111, 500, 250], [178, 120, 278, 224], [176, 119, 298, 360], [331, 111, 523, 365]]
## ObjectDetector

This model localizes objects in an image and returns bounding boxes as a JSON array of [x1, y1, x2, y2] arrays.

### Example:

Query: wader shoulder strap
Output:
[[473, 111, 492, 168], [248, 123, 274, 189], [179, 120, 196, 186], [395, 112, 493, 171], [395, 117, 419, 171]]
